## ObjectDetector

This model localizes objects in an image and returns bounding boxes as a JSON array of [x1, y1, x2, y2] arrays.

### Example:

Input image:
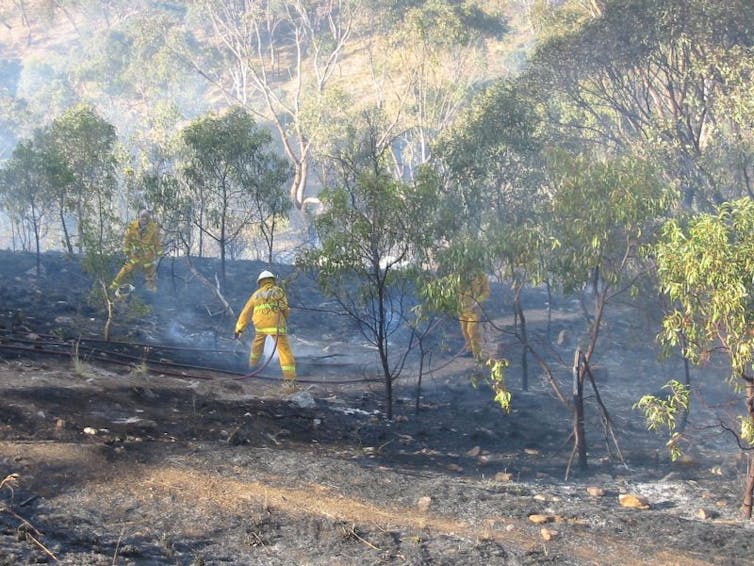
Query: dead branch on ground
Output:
[[183, 257, 234, 319]]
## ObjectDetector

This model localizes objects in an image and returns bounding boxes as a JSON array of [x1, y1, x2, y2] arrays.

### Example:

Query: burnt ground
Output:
[[0, 249, 753, 565]]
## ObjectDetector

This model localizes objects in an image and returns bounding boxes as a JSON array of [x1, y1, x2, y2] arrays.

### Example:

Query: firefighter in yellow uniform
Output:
[[234, 270, 297, 387], [459, 270, 490, 359], [110, 209, 161, 293]]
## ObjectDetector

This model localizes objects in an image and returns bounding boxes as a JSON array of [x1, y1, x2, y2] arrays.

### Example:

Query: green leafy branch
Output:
[[633, 379, 690, 460]]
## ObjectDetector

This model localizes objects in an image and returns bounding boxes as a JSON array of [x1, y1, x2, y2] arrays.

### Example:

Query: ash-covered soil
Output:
[[0, 249, 753, 565]]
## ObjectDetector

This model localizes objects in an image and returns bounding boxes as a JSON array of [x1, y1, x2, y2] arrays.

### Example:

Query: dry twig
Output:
[[112, 526, 125, 565], [1, 504, 58, 561], [0, 473, 20, 499], [341, 524, 380, 551]]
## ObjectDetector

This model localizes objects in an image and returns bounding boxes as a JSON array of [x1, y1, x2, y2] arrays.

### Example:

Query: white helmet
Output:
[[257, 270, 276, 282]]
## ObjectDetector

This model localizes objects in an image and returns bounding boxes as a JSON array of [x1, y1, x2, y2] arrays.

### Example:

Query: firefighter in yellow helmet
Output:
[[110, 209, 161, 293], [234, 270, 297, 386], [459, 270, 490, 359]]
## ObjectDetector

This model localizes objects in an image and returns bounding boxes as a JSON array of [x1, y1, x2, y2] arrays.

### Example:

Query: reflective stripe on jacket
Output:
[[235, 281, 289, 335]]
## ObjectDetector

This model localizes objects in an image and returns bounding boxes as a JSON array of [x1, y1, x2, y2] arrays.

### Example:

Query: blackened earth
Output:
[[0, 249, 752, 565]]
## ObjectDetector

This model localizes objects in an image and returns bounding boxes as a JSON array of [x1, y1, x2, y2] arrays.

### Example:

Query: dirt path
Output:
[[0, 437, 724, 565]]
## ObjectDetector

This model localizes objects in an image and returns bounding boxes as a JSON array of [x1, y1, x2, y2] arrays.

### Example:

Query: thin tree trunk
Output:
[[59, 207, 73, 255], [546, 279, 553, 341], [744, 453, 754, 519], [678, 332, 692, 433], [513, 286, 528, 391], [743, 383, 754, 518], [32, 203, 41, 278], [573, 349, 588, 470], [415, 344, 427, 413]]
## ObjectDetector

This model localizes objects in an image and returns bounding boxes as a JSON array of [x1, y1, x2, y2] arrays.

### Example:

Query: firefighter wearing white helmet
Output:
[[234, 270, 296, 385]]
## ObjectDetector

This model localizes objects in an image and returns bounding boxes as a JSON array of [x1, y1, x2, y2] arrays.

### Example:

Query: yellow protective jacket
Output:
[[459, 272, 490, 313], [124, 219, 160, 264], [235, 281, 290, 335]]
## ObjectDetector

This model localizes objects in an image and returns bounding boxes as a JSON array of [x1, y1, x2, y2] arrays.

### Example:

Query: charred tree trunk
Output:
[[101, 280, 113, 341], [743, 383, 754, 519], [512, 287, 528, 391], [573, 349, 588, 471], [744, 453, 754, 520], [415, 344, 427, 414]]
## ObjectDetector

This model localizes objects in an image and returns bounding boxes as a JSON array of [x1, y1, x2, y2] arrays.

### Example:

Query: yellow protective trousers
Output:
[[112, 258, 157, 291], [460, 309, 482, 358], [249, 332, 296, 381]]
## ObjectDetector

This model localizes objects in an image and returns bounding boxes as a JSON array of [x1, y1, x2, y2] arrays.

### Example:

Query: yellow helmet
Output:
[[257, 270, 276, 282]]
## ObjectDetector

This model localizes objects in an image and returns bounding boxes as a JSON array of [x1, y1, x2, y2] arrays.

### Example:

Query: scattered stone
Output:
[[586, 486, 606, 497], [478, 455, 490, 466], [495, 472, 514, 482], [533, 494, 548, 502], [394, 415, 408, 423], [697, 508, 717, 520], [288, 391, 316, 409], [447, 463, 464, 473], [540, 527, 559, 541], [709, 465, 724, 476], [83, 427, 97, 435], [556, 329, 569, 345], [528, 514, 554, 524], [618, 494, 651, 510], [416, 496, 432, 512], [466, 446, 481, 457], [524, 448, 540, 456], [55, 419, 65, 429]]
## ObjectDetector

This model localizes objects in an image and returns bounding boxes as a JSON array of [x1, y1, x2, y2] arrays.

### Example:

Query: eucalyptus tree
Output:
[[119, 101, 188, 256], [69, 7, 201, 132], [48, 104, 118, 256], [432, 80, 547, 390], [654, 197, 754, 517], [362, 0, 506, 179], [0, 132, 69, 273], [179, 0, 358, 211], [0, 92, 31, 160], [543, 150, 677, 470], [297, 112, 439, 418], [179, 107, 292, 284], [525, 0, 754, 209]]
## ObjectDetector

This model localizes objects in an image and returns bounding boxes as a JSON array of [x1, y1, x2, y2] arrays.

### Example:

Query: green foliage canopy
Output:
[[656, 197, 754, 380]]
